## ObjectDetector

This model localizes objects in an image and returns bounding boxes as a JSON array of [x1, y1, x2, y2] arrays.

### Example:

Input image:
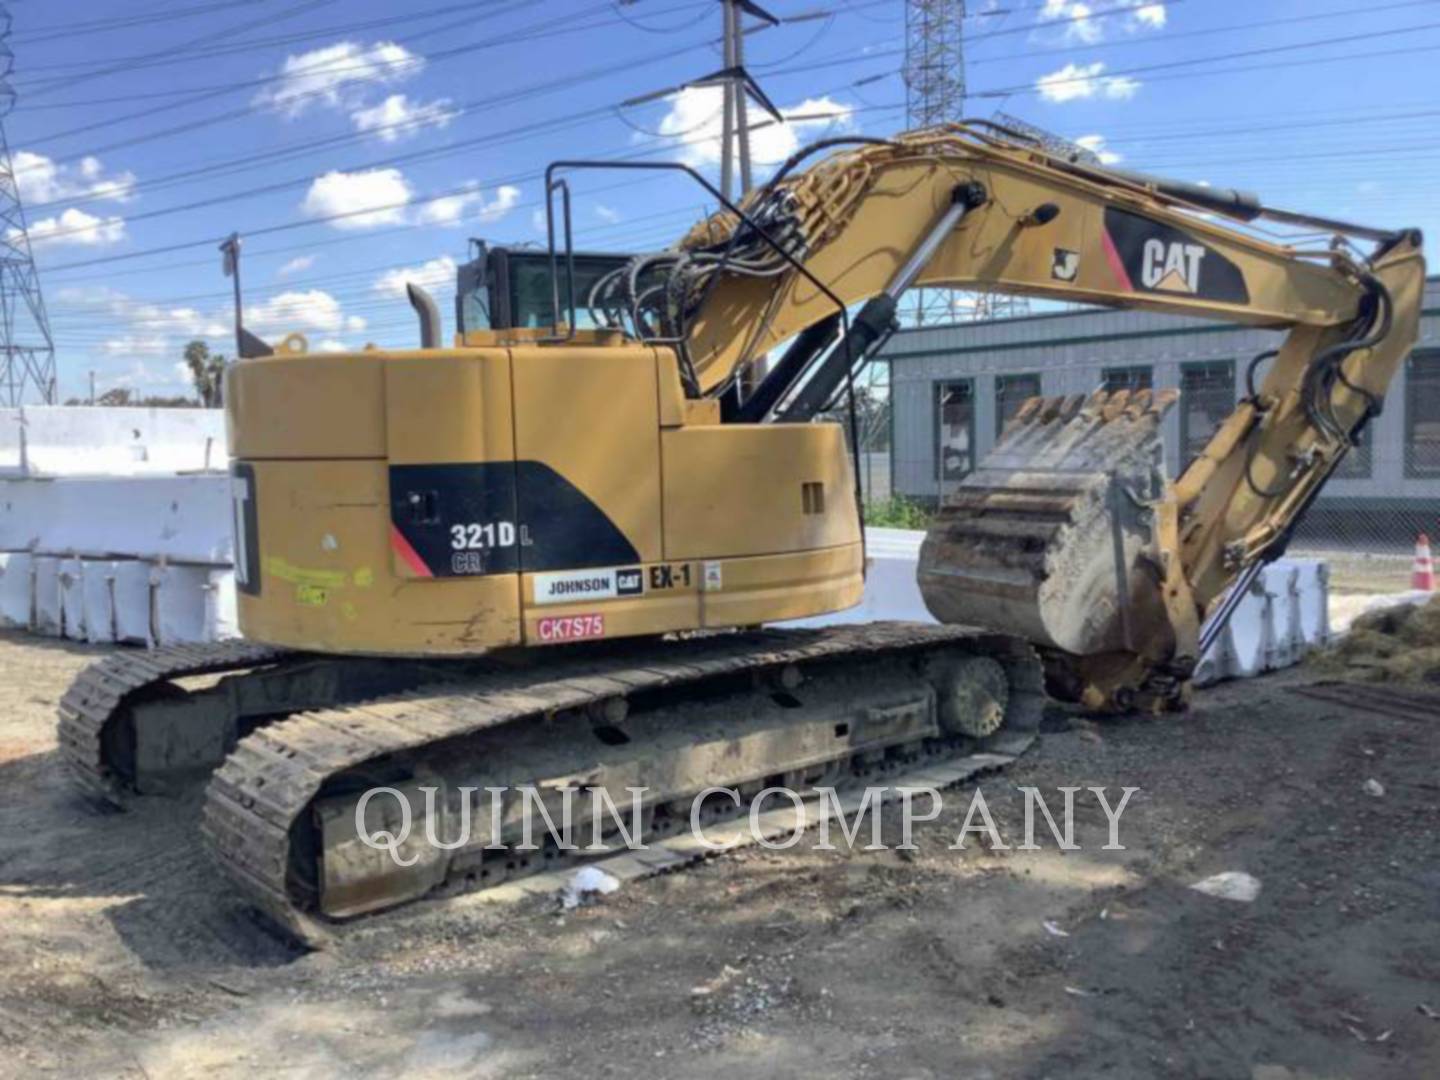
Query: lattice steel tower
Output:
[[0, 3, 56, 405], [902, 0, 1028, 326]]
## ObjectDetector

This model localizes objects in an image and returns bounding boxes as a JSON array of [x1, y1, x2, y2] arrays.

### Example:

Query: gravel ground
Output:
[[1, 628, 1438, 1079]]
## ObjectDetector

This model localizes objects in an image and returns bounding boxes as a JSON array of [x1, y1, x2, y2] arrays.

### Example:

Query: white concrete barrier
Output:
[[59, 558, 87, 642], [114, 561, 156, 646], [0, 551, 31, 628], [784, 528, 932, 627], [1189, 557, 1330, 685], [1, 405, 235, 647], [782, 528, 1330, 690], [33, 556, 61, 635], [0, 474, 233, 563], [153, 564, 237, 646], [81, 560, 120, 644], [1294, 561, 1330, 647], [0, 405, 227, 477]]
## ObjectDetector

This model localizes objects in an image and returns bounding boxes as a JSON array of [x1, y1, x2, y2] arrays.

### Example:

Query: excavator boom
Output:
[[581, 124, 1424, 707]]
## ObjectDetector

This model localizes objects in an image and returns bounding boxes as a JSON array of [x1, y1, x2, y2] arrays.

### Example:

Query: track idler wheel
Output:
[[926, 655, 1010, 738]]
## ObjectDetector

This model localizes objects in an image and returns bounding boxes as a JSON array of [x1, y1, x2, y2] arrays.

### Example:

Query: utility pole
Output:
[[718, 0, 778, 201], [731, 1, 756, 195], [0, 2, 57, 406], [719, 1, 737, 202], [624, 1, 782, 204]]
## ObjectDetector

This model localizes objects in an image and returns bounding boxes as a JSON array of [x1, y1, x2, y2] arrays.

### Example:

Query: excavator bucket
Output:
[[918, 388, 1180, 659]]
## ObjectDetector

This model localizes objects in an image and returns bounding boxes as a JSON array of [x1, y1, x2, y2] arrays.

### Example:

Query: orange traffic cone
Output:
[[1413, 533, 1436, 592]]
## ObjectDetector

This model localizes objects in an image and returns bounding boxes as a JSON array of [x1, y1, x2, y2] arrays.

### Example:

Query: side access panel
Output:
[[509, 344, 684, 644]]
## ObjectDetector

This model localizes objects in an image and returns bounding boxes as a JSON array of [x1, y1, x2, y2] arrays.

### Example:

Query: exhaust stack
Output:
[[407, 283, 443, 349]]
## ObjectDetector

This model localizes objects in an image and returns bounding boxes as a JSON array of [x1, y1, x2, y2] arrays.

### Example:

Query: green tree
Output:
[[183, 339, 228, 408]]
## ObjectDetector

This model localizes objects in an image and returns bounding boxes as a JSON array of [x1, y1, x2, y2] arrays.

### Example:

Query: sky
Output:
[[4, 0, 1438, 402]]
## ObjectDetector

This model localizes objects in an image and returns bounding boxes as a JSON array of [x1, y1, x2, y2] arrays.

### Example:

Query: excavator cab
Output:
[[455, 243, 635, 333]]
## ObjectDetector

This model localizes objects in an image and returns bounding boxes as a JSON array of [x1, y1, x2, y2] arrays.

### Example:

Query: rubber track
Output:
[[201, 623, 1040, 944], [57, 640, 296, 805]]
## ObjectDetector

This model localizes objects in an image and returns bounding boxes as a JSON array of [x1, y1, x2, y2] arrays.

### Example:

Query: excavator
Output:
[[58, 124, 1424, 942]]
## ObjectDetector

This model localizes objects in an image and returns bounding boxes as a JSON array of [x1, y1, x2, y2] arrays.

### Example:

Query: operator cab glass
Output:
[[456, 244, 633, 333]]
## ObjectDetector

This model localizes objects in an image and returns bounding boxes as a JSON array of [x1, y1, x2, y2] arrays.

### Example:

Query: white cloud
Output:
[[13, 150, 135, 207], [1039, 0, 1102, 44], [351, 93, 458, 142], [531, 208, 548, 235], [372, 256, 457, 298], [97, 358, 186, 388], [1130, 3, 1165, 29], [54, 287, 229, 358], [301, 168, 518, 232], [25, 207, 127, 247], [254, 40, 421, 118], [1039, 0, 1163, 41], [1035, 62, 1141, 104], [302, 168, 413, 229], [245, 290, 367, 337], [416, 183, 520, 227], [315, 339, 350, 353], [1074, 134, 1122, 165], [53, 286, 362, 397], [277, 255, 316, 278], [652, 87, 855, 168], [594, 204, 621, 225]]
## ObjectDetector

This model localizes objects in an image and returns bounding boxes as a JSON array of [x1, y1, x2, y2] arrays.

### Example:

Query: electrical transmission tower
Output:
[[901, 0, 1029, 327], [0, 3, 56, 406]]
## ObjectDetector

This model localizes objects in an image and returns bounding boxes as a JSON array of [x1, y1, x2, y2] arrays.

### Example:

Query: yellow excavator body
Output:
[[59, 125, 1424, 937], [226, 338, 863, 655]]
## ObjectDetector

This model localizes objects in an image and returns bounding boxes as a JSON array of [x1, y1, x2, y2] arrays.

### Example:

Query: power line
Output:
[[10, 0, 277, 45], [969, 19, 1440, 98], [15, 0, 558, 150], [45, 107, 1435, 342], [21, 27, 888, 243], [20, 20, 718, 216], [968, 0, 1440, 68], [30, 9, 1440, 300], [21, 0, 342, 101]]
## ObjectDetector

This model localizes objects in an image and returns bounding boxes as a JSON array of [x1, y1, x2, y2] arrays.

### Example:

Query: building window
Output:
[[1406, 350, 1440, 478], [1179, 360, 1234, 467], [935, 380, 975, 485], [1102, 366, 1153, 394], [996, 373, 1041, 438]]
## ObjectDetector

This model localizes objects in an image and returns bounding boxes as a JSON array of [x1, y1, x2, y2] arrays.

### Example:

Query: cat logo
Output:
[[1102, 208, 1249, 304], [1051, 248, 1079, 282], [1141, 239, 1206, 294]]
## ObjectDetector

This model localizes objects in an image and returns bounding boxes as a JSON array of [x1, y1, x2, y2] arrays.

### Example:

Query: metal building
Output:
[[881, 276, 1440, 548]]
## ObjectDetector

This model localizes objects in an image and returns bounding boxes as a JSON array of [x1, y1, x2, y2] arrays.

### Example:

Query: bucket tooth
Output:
[[919, 389, 1178, 657]]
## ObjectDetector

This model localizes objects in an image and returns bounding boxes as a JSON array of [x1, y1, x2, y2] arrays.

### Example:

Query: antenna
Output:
[[0, 2, 56, 405]]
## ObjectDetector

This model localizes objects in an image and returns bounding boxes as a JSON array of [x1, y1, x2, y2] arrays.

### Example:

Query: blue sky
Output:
[[6, 0, 1437, 402]]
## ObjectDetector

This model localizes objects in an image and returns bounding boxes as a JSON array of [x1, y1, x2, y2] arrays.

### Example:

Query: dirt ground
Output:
[[2, 629, 1439, 1079]]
